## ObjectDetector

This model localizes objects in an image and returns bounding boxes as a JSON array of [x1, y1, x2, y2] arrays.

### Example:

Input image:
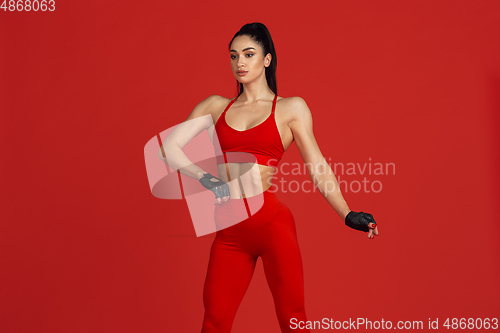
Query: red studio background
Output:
[[1, 1, 499, 332]]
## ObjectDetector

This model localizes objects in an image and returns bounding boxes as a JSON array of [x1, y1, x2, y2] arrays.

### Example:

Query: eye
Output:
[[245, 53, 254, 57], [230, 54, 236, 60]]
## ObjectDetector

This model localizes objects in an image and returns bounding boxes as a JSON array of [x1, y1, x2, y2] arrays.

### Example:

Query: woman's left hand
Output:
[[344, 211, 379, 239]]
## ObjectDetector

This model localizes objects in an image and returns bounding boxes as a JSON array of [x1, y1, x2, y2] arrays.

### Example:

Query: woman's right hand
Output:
[[198, 172, 230, 205]]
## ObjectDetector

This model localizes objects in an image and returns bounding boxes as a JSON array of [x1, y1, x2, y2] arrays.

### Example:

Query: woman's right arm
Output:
[[158, 95, 225, 180]]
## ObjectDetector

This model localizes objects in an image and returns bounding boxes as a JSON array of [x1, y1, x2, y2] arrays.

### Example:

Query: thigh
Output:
[[261, 204, 306, 312], [203, 236, 258, 318]]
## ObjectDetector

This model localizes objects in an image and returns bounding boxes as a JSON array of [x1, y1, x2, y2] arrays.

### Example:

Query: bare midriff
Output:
[[216, 162, 277, 199]]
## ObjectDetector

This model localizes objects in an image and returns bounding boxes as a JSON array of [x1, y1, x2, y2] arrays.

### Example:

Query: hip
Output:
[[214, 188, 297, 240]]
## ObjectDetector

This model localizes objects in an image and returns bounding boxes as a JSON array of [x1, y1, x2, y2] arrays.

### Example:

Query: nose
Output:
[[237, 56, 245, 68]]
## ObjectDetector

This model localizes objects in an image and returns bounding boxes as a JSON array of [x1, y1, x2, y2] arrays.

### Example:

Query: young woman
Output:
[[163, 22, 379, 333]]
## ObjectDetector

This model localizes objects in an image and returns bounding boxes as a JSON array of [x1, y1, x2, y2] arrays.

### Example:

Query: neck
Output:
[[239, 73, 274, 103]]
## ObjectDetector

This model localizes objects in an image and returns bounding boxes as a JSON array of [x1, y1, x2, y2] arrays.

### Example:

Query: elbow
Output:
[[157, 139, 179, 161], [302, 151, 325, 168], [303, 155, 330, 175]]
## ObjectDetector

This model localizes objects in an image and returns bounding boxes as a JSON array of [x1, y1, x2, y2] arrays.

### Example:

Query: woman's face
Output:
[[229, 35, 271, 84]]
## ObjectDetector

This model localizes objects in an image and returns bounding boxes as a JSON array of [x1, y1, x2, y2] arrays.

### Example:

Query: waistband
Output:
[[216, 187, 280, 216], [228, 186, 277, 201], [215, 188, 281, 224]]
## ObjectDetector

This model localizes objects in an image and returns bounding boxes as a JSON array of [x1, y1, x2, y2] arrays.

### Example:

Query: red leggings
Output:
[[201, 188, 311, 333]]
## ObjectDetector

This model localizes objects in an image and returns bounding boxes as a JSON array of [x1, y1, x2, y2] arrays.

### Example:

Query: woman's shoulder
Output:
[[202, 94, 233, 111], [277, 95, 308, 106], [276, 96, 311, 118], [205, 94, 232, 102], [192, 94, 231, 114], [185, 94, 232, 121]]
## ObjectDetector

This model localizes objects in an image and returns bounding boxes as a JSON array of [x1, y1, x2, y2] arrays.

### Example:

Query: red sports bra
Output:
[[214, 94, 285, 169]]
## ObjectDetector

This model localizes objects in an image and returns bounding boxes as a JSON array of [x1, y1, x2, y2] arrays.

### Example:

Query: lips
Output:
[[237, 71, 248, 76]]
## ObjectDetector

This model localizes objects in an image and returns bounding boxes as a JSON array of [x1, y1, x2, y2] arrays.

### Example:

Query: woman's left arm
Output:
[[287, 97, 378, 237], [287, 97, 350, 220]]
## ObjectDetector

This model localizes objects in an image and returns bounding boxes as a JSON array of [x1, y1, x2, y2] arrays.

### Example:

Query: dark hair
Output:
[[228, 22, 277, 96]]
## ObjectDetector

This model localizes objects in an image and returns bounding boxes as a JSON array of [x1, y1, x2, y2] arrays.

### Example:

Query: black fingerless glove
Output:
[[198, 172, 230, 199], [345, 211, 377, 232]]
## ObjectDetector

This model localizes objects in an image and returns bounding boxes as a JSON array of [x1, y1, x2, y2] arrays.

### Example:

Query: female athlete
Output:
[[161, 22, 379, 333]]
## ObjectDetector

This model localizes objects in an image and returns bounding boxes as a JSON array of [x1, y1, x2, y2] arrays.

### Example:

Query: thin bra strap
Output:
[[271, 94, 277, 113], [223, 95, 239, 113]]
